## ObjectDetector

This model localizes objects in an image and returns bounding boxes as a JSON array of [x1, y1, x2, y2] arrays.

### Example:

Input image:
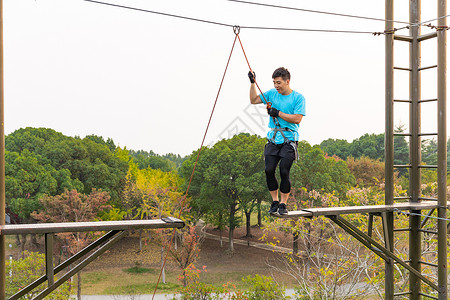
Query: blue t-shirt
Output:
[[260, 89, 306, 144]]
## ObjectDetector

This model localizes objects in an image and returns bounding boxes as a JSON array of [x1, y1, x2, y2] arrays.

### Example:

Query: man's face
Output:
[[273, 77, 290, 95]]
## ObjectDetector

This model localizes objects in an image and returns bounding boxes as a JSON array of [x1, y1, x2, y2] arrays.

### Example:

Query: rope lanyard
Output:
[[234, 26, 286, 141], [151, 30, 239, 300]]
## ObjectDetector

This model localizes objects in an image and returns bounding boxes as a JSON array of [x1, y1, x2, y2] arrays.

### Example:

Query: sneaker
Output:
[[269, 201, 279, 215], [278, 203, 288, 215]]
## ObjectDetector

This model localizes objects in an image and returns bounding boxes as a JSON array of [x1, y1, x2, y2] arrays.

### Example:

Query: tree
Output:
[[156, 226, 204, 287], [319, 138, 352, 160], [393, 125, 409, 174], [320, 133, 384, 161], [129, 149, 177, 172], [122, 160, 186, 283], [31, 189, 111, 300], [346, 156, 385, 187], [6, 251, 71, 299], [180, 134, 267, 251], [6, 127, 129, 208], [291, 141, 356, 202]]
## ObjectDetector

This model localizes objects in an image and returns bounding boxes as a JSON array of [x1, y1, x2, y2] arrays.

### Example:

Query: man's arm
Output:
[[250, 83, 263, 104], [278, 112, 303, 124]]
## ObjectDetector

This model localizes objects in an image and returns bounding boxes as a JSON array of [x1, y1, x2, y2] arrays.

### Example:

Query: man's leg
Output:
[[278, 157, 294, 215], [265, 155, 281, 214]]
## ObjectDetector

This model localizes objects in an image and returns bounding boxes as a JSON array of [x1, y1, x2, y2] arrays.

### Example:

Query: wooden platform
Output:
[[0, 218, 184, 235], [277, 201, 446, 218]]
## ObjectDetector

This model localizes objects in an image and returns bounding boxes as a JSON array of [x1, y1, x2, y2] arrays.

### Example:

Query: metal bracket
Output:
[[9, 230, 126, 300], [327, 215, 439, 292]]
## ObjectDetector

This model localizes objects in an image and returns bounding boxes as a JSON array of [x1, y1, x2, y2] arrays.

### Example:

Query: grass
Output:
[[80, 268, 182, 295], [104, 282, 180, 295], [123, 266, 156, 274]]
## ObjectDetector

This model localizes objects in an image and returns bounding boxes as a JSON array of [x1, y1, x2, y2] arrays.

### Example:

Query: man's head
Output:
[[272, 67, 291, 95]]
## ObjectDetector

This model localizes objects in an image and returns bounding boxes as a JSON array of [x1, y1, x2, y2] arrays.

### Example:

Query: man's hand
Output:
[[248, 71, 256, 84], [267, 107, 279, 117]]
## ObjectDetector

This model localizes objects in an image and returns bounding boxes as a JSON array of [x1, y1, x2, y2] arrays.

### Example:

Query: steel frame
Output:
[[0, 218, 184, 299], [385, 0, 447, 298]]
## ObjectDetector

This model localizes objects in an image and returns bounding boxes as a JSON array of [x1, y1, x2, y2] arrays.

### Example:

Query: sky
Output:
[[3, 0, 447, 156]]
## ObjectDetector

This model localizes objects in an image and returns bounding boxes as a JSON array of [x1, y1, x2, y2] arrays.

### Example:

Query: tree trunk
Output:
[[139, 229, 142, 252], [219, 228, 223, 248], [161, 246, 166, 284], [229, 228, 234, 252], [305, 222, 311, 255], [293, 231, 299, 254], [174, 230, 178, 251], [257, 199, 262, 227], [77, 272, 81, 300], [20, 234, 26, 259], [229, 202, 236, 252], [30, 234, 38, 247], [245, 211, 252, 237]]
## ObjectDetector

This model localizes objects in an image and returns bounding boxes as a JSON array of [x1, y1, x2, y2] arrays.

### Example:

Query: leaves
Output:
[[6, 251, 71, 299]]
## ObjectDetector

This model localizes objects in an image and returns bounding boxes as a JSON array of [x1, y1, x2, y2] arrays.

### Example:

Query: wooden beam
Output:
[[277, 201, 446, 218], [0, 218, 184, 235]]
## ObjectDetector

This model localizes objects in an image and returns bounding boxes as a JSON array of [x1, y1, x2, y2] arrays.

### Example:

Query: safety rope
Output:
[[234, 27, 270, 109], [151, 31, 239, 300]]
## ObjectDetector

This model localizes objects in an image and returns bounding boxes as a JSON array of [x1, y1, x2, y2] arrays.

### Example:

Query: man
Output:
[[249, 67, 306, 215]]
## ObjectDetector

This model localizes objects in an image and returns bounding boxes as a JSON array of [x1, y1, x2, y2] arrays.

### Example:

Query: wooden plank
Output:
[[278, 201, 446, 219], [0, 219, 184, 235]]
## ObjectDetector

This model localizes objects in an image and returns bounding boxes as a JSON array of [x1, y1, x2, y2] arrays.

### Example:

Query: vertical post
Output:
[[45, 234, 54, 287], [385, 1, 395, 299], [0, 0, 5, 298], [409, 0, 422, 298], [437, 0, 447, 298]]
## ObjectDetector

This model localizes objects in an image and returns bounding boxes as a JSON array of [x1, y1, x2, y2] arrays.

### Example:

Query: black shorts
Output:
[[264, 141, 298, 161]]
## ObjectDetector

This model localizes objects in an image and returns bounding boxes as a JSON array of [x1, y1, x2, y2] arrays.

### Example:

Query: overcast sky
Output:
[[4, 0, 447, 156]]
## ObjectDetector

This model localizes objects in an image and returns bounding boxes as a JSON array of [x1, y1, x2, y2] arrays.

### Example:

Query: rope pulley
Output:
[[233, 25, 241, 35]]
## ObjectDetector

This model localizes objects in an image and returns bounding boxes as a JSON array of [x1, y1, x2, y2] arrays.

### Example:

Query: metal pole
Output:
[[0, 0, 5, 298], [409, 0, 422, 298], [45, 234, 54, 287], [385, 1, 395, 299], [436, 0, 447, 298]]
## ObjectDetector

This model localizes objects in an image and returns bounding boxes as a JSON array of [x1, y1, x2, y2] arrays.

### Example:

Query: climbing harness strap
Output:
[[268, 105, 299, 160]]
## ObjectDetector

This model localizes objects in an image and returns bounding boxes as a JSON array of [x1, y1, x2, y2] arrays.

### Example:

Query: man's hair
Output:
[[272, 67, 290, 81]]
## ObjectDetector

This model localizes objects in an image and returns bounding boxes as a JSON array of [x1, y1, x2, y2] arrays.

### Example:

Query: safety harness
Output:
[[267, 103, 299, 160]]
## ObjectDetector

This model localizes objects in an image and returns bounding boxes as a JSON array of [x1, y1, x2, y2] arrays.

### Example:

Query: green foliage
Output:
[[122, 160, 185, 220], [5, 127, 129, 219], [180, 134, 267, 249], [173, 269, 289, 300], [6, 251, 71, 299], [129, 149, 185, 171], [242, 274, 290, 300], [319, 138, 352, 160], [346, 156, 385, 187], [291, 142, 355, 201], [320, 133, 384, 161]]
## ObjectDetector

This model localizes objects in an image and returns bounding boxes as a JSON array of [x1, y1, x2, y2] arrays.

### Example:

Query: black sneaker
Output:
[[278, 203, 288, 215], [269, 201, 280, 215]]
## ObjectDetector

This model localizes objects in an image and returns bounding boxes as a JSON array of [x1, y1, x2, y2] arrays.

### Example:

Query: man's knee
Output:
[[265, 165, 277, 176]]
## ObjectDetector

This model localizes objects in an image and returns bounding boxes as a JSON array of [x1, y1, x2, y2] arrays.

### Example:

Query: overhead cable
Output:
[[81, 0, 379, 35], [224, 0, 412, 26]]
